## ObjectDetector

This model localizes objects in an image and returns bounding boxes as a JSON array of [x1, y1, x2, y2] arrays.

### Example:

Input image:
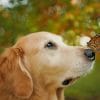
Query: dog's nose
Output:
[[84, 49, 95, 61]]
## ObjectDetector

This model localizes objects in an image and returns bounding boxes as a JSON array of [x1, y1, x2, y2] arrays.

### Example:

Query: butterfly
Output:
[[87, 34, 100, 52]]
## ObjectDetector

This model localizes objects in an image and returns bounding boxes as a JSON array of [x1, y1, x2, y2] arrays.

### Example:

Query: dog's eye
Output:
[[45, 41, 57, 49]]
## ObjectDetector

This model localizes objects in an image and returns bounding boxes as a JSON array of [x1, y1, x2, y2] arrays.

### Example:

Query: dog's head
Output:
[[0, 32, 95, 99]]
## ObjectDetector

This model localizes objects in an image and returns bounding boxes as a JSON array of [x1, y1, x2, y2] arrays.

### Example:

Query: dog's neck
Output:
[[30, 74, 64, 100], [22, 59, 65, 100], [0, 77, 64, 100]]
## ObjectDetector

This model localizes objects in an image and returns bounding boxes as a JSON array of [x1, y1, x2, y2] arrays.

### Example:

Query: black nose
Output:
[[84, 49, 95, 61]]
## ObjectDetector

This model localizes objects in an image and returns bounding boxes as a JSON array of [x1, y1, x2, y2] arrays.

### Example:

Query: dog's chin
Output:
[[61, 62, 95, 87], [62, 77, 80, 86]]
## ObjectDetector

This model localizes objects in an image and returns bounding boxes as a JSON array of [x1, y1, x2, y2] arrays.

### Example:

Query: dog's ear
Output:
[[0, 48, 33, 99], [12, 48, 33, 99]]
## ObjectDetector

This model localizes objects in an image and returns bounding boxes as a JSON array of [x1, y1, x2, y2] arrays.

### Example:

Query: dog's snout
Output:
[[84, 49, 95, 61]]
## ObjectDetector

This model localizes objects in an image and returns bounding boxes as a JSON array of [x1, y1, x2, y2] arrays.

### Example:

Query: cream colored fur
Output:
[[0, 32, 94, 100]]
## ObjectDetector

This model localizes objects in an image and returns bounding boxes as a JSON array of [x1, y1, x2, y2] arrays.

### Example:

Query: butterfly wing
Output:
[[87, 34, 100, 52]]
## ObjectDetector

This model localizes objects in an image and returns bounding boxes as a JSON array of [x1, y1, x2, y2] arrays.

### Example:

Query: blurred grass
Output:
[[65, 60, 100, 100]]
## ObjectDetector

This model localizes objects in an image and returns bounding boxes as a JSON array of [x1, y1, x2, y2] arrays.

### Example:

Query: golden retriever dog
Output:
[[0, 32, 95, 100]]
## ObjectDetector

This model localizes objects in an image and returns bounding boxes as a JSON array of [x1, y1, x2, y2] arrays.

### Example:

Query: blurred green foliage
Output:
[[0, 0, 100, 47], [0, 0, 100, 99]]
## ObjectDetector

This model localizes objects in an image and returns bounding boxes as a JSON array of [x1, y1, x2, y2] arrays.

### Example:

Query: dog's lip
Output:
[[62, 77, 80, 85]]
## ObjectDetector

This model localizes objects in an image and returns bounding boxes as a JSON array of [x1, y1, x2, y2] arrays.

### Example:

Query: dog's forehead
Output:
[[15, 32, 64, 49], [26, 32, 63, 43]]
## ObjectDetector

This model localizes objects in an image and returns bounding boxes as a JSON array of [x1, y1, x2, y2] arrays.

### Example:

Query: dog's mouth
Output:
[[62, 77, 80, 86]]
